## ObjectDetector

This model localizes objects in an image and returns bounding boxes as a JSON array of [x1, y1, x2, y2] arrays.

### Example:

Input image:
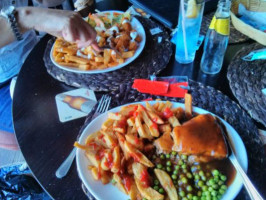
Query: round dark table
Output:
[[12, 5, 257, 200]]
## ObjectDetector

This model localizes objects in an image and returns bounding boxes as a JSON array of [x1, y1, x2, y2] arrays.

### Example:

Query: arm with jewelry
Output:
[[0, 6, 100, 50]]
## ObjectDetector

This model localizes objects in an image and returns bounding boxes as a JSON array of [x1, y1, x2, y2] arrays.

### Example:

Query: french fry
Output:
[[54, 52, 65, 62], [95, 56, 104, 62], [147, 110, 164, 124], [168, 116, 181, 127], [91, 166, 99, 180], [64, 55, 90, 64], [102, 118, 115, 130], [104, 49, 111, 65], [78, 64, 91, 70], [154, 169, 178, 200], [111, 146, 120, 173], [139, 107, 159, 137], [135, 176, 164, 200], [158, 124, 172, 133], [113, 174, 128, 195], [135, 115, 150, 139], [125, 134, 144, 150], [58, 62, 79, 68], [108, 112, 124, 120], [124, 141, 154, 167], [85, 151, 100, 168], [108, 62, 119, 67], [122, 51, 135, 59], [185, 93, 193, 118], [55, 47, 77, 55]]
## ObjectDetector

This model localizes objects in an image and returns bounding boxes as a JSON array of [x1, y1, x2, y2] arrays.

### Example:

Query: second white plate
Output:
[[50, 10, 146, 74]]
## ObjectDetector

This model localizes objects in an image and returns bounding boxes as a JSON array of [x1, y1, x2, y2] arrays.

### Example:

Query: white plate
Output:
[[50, 10, 146, 74], [76, 101, 248, 200]]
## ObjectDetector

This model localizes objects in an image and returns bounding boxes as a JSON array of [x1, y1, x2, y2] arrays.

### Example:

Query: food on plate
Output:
[[75, 94, 236, 200], [172, 114, 228, 162], [52, 11, 142, 71]]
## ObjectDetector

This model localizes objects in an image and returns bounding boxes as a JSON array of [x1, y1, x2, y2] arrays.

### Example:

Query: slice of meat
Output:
[[172, 114, 227, 161]]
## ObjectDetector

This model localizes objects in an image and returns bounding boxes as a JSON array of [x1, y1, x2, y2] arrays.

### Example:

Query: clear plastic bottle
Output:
[[200, 0, 231, 74]]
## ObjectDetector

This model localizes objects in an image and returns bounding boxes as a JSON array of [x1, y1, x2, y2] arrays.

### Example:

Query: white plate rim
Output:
[[76, 101, 248, 200], [50, 10, 146, 74]]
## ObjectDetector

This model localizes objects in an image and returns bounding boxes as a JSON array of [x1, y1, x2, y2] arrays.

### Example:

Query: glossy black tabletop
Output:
[[12, 3, 255, 200]]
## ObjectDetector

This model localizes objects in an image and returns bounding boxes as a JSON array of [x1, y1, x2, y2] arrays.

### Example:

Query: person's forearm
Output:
[[17, 7, 65, 35], [0, 17, 16, 48], [34, 0, 65, 7]]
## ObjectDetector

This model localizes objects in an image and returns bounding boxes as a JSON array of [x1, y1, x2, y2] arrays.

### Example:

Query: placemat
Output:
[[79, 80, 266, 200], [43, 16, 173, 92], [201, 12, 249, 44], [227, 43, 266, 127]]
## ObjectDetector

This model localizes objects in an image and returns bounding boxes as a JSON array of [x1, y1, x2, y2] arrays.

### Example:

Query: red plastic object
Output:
[[132, 79, 169, 95]]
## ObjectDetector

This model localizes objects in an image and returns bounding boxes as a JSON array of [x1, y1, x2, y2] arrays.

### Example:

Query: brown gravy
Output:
[[200, 158, 236, 186]]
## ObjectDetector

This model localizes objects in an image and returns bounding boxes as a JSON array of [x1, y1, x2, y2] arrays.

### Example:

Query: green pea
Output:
[[166, 166, 172, 172], [142, 198, 147, 200], [219, 189, 225, 195], [175, 165, 180, 170], [182, 177, 188, 184], [202, 186, 208, 191], [182, 197, 188, 200], [212, 197, 218, 200], [221, 185, 227, 190], [204, 191, 210, 196], [179, 191, 185, 197], [208, 187, 213, 192], [173, 170, 178, 175], [212, 184, 219, 190], [218, 180, 223, 186], [193, 196, 199, 200], [197, 191, 202, 196], [217, 195, 222, 199], [153, 185, 159, 191], [160, 154, 165, 159], [221, 175, 227, 181], [186, 172, 193, 179], [211, 190, 217, 196], [157, 164, 162, 169], [187, 193, 193, 199], [194, 174, 200, 180], [178, 160, 184, 165], [181, 154, 188, 160], [166, 161, 172, 166], [183, 169, 188, 174], [201, 197, 206, 200], [199, 170, 204, 177], [208, 179, 215, 185], [166, 154, 171, 159], [181, 164, 187, 169], [172, 174, 177, 180], [171, 151, 177, 156], [154, 179, 159, 185], [212, 169, 219, 176], [198, 180, 204, 187], [206, 196, 211, 200], [201, 176, 206, 181], [187, 185, 193, 192], [159, 188, 164, 194]]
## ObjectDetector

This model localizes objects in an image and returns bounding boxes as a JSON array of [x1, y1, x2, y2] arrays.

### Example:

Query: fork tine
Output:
[[102, 96, 111, 113], [96, 95, 106, 113]]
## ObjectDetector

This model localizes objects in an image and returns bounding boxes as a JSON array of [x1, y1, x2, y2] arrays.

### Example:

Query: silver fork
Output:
[[55, 95, 111, 179]]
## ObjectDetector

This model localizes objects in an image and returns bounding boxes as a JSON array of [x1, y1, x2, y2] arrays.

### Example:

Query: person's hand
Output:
[[17, 7, 100, 51]]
